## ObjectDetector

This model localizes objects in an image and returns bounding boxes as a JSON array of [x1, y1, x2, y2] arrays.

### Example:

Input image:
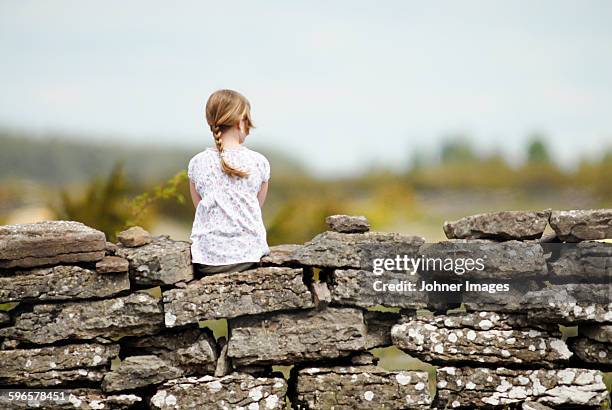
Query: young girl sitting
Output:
[[187, 89, 270, 275]]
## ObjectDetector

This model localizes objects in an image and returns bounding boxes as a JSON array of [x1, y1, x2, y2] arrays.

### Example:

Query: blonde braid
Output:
[[211, 124, 248, 178]]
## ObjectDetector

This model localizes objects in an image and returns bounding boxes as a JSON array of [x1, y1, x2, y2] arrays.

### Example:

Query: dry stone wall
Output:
[[0, 210, 610, 409]]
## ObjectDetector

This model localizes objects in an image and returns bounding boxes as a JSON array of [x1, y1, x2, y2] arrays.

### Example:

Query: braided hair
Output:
[[205, 89, 254, 178]]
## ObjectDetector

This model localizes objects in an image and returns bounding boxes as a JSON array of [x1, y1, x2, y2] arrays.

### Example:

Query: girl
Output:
[[187, 89, 270, 275]]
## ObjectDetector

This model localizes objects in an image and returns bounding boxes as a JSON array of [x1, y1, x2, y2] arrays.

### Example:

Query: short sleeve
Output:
[[261, 156, 270, 182], [187, 156, 196, 182]]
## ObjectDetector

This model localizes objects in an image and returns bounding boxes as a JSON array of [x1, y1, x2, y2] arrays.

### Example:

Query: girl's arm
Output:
[[189, 180, 202, 208], [257, 181, 269, 208]]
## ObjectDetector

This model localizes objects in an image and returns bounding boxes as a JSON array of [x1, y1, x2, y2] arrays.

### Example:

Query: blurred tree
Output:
[[440, 138, 477, 164], [52, 163, 133, 241], [527, 134, 551, 164]]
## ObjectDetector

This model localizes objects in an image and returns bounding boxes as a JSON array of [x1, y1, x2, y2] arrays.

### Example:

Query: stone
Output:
[[292, 231, 424, 269], [546, 241, 612, 282], [120, 328, 217, 375], [0, 265, 129, 303], [522, 403, 554, 410], [325, 214, 371, 233], [0, 292, 163, 344], [162, 267, 313, 326], [568, 337, 611, 365], [0, 343, 118, 386], [436, 367, 609, 408], [310, 281, 331, 306], [105, 241, 119, 255], [117, 226, 152, 247], [350, 352, 379, 365], [522, 283, 612, 324], [260, 244, 302, 265], [419, 240, 548, 280], [392, 312, 571, 367], [580, 324, 612, 343], [102, 355, 183, 392], [0, 221, 106, 269], [363, 310, 399, 349], [443, 210, 551, 240], [149, 373, 287, 410], [0, 311, 9, 326], [294, 366, 431, 409], [462, 279, 543, 313], [96, 256, 129, 273], [214, 337, 231, 377], [550, 209, 612, 242], [330, 269, 428, 310], [228, 307, 367, 366], [0, 389, 142, 409], [116, 235, 193, 287]]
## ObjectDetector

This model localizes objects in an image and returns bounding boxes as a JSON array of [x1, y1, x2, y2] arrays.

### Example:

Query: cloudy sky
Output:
[[1, 0, 611, 176]]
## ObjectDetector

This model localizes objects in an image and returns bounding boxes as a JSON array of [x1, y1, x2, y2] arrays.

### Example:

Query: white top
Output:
[[187, 146, 270, 265]]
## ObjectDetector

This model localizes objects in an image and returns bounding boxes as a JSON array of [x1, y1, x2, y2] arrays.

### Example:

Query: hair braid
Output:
[[211, 123, 248, 178]]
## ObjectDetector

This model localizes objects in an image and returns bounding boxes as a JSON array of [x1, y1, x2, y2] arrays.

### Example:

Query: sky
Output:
[[1, 0, 611, 176]]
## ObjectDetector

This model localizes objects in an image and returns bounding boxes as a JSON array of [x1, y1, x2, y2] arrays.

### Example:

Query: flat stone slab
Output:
[[115, 235, 193, 287], [292, 231, 424, 269], [568, 337, 611, 366], [0, 221, 106, 269], [162, 267, 313, 326], [260, 244, 303, 265], [96, 256, 129, 273], [546, 241, 612, 282], [436, 366, 609, 408], [149, 374, 287, 410], [0, 389, 142, 409], [443, 210, 551, 240], [363, 310, 400, 349], [325, 214, 371, 233], [294, 366, 431, 409], [228, 307, 367, 366], [330, 269, 428, 310], [0, 292, 163, 344], [392, 312, 571, 367], [550, 209, 612, 242], [0, 265, 129, 303], [0, 343, 118, 387], [120, 328, 217, 375], [102, 355, 183, 392], [580, 324, 612, 343], [117, 226, 152, 247]]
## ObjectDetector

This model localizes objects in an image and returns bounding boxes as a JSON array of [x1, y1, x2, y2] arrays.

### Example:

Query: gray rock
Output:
[[292, 231, 424, 269], [149, 373, 287, 410], [325, 214, 371, 233], [121, 328, 217, 375], [462, 279, 543, 313], [363, 310, 399, 349], [546, 241, 611, 282], [214, 337, 231, 377], [0, 221, 106, 269], [294, 366, 432, 409], [0, 265, 129, 303], [580, 324, 612, 343], [522, 402, 555, 410], [436, 366, 609, 408], [105, 241, 119, 255], [117, 226, 152, 247], [330, 269, 428, 310], [102, 355, 183, 392], [350, 352, 379, 365], [522, 283, 612, 324], [310, 281, 331, 307], [419, 240, 548, 279], [0, 389, 142, 409], [568, 337, 611, 365], [116, 235, 193, 287], [0, 311, 9, 326], [228, 307, 367, 366], [0, 343, 118, 386], [96, 256, 129, 273], [260, 244, 303, 265], [162, 267, 313, 326], [0, 292, 163, 344], [392, 312, 571, 368], [550, 209, 612, 242], [443, 210, 550, 240]]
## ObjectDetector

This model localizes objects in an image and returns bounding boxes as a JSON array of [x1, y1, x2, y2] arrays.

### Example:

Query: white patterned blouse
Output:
[[187, 146, 270, 265]]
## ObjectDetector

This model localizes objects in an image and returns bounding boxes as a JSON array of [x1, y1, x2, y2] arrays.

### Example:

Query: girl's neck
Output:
[[220, 130, 242, 149]]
